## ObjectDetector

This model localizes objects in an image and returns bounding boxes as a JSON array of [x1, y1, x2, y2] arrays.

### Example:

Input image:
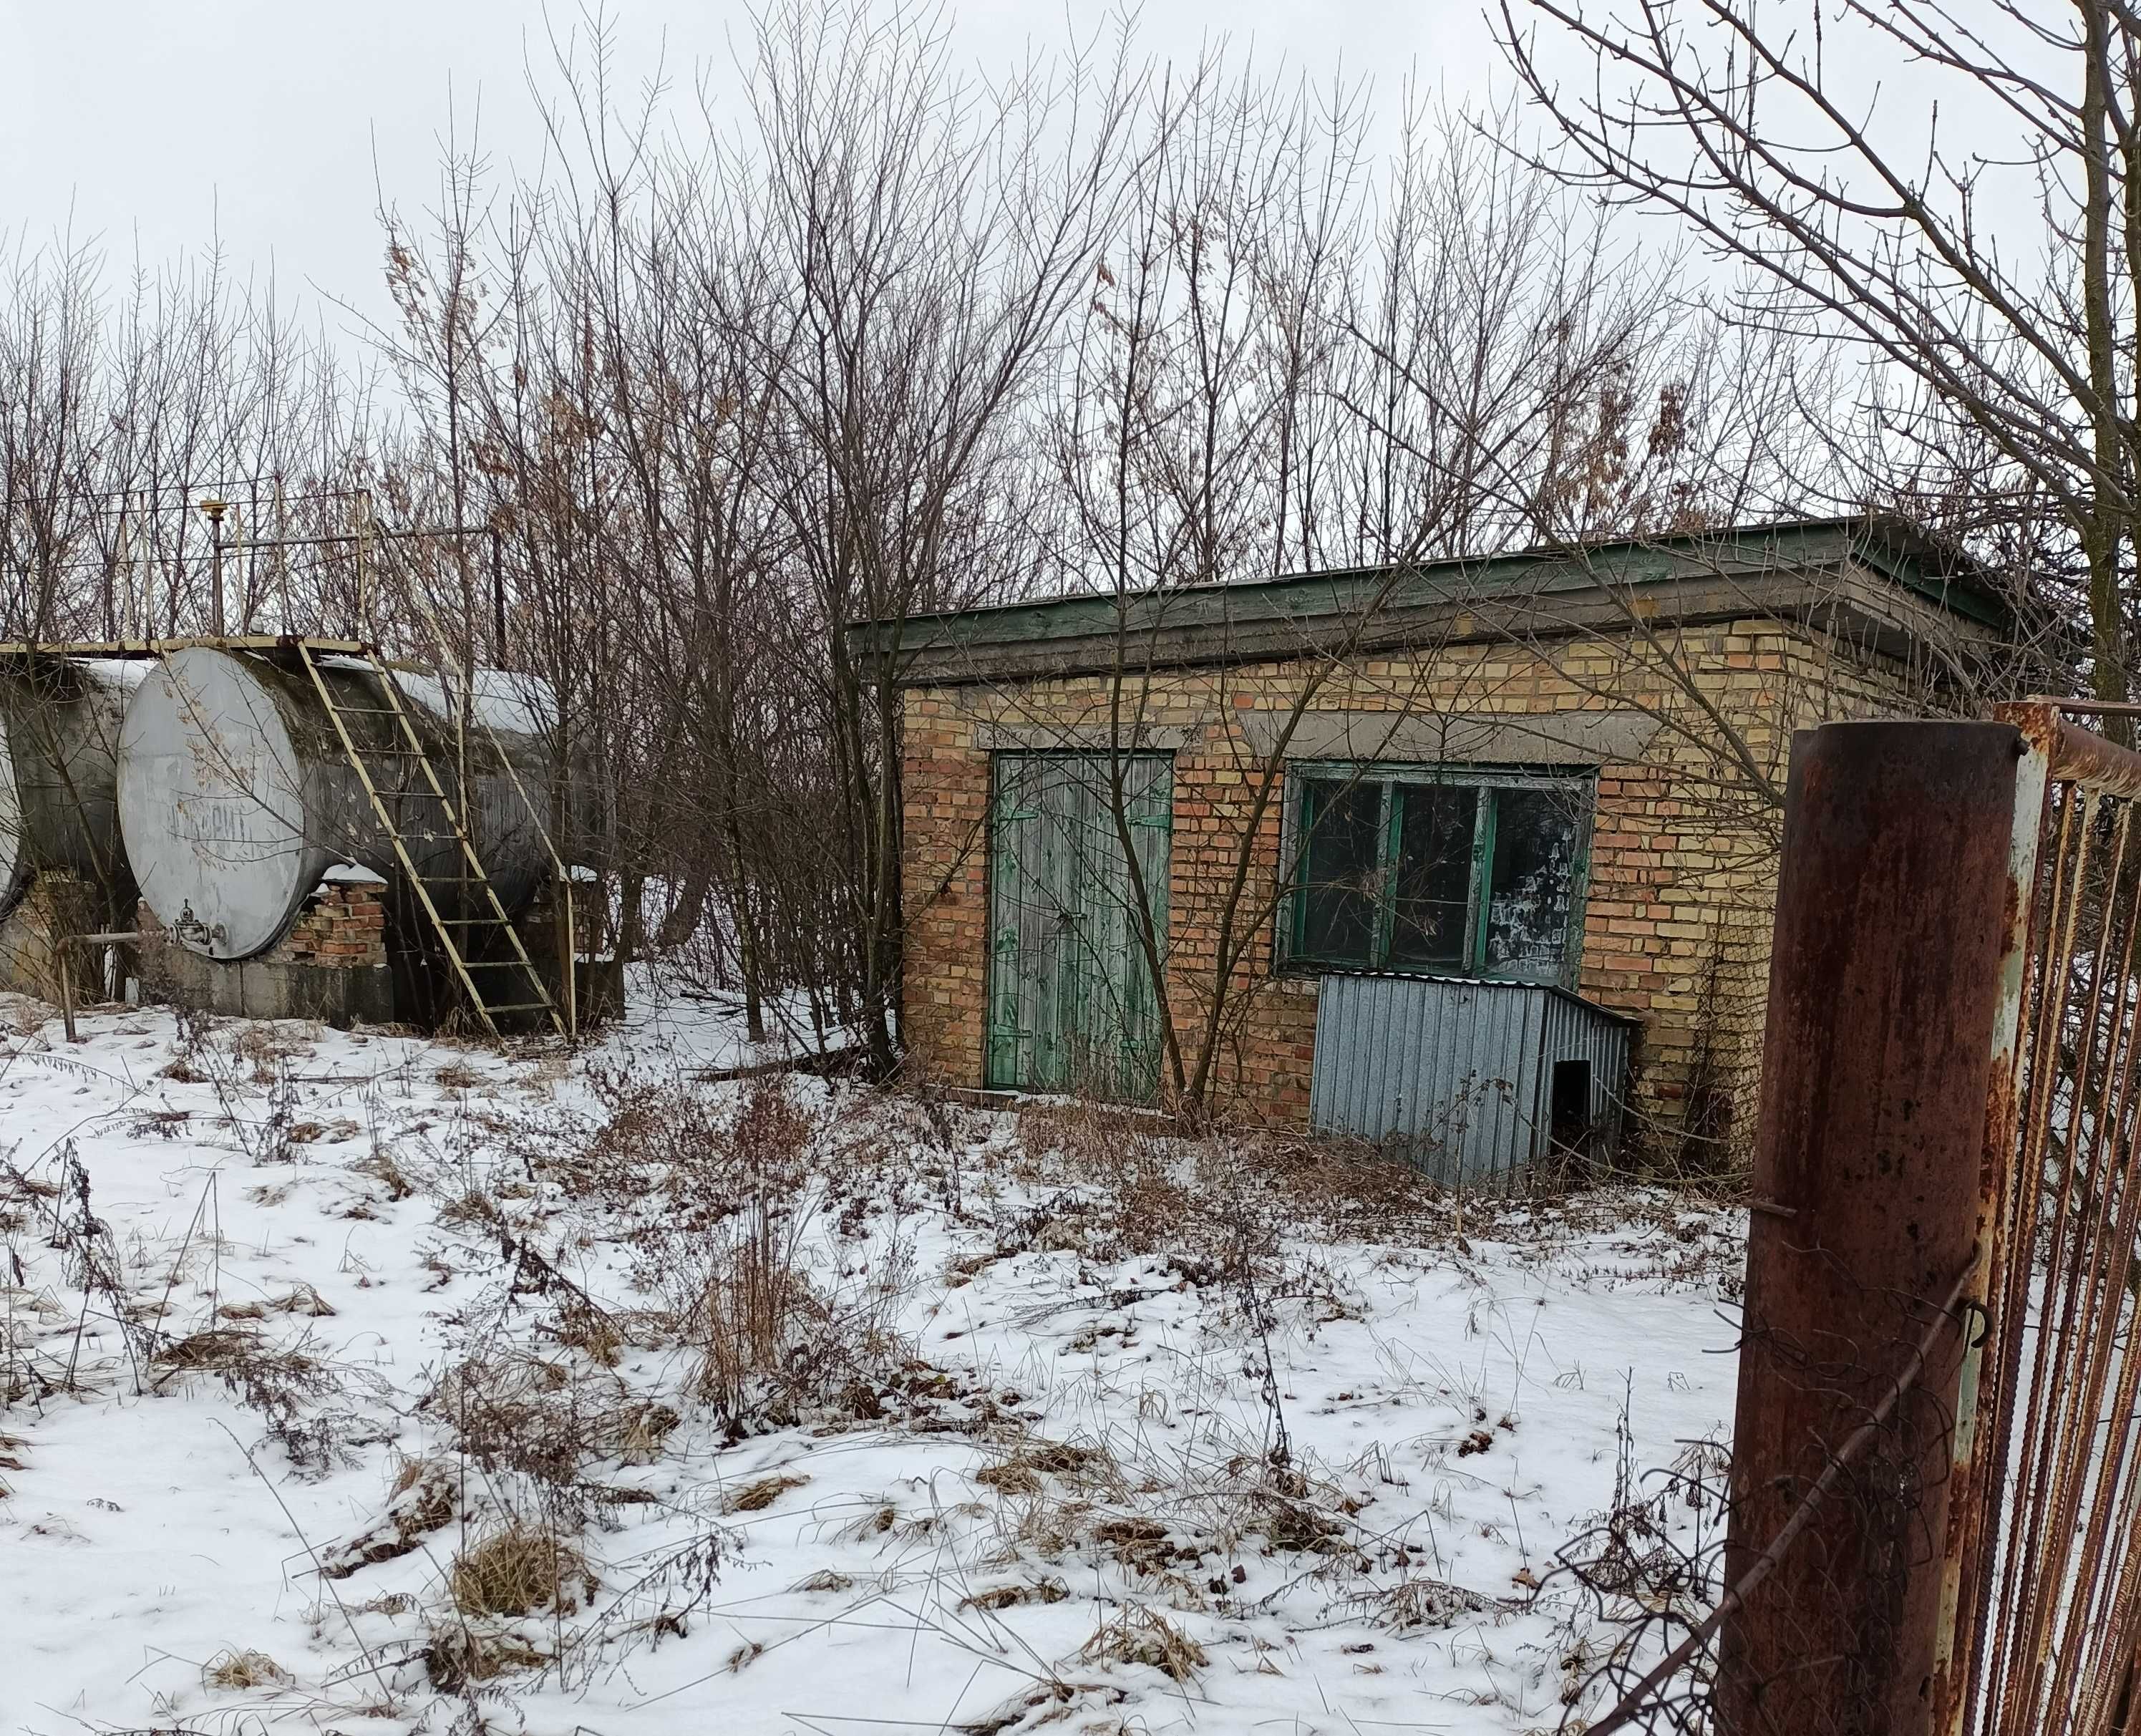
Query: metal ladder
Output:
[[295, 642, 565, 1039]]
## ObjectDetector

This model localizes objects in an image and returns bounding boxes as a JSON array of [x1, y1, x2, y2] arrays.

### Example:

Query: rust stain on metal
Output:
[[1960, 750, 2141, 1736], [1999, 701, 2141, 800]]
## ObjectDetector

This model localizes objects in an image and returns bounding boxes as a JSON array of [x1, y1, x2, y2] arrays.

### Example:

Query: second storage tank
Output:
[[0, 657, 142, 917]]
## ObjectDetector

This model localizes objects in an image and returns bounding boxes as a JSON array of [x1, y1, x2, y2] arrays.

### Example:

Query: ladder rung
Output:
[[434, 916, 510, 926], [324, 704, 406, 717], [480, 1002, 554, 1014], [460, 959, 532, 971]]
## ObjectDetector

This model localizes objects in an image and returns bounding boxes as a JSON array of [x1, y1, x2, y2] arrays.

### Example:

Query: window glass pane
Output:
[[1298, 779, 1382, 963], [1485, 785, 1581, 980], [1389, 783, 1477, 967]]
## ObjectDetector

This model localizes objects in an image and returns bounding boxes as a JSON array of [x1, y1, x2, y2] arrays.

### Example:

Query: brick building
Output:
[[854, 519, 2011, 1168]]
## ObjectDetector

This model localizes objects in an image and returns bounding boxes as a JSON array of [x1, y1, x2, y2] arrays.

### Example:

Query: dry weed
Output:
[[1079, 1604, 1208, 1682], [423, 1625, 545, 1692], [202, 1647, 291, 1689], [676, 1193, 908, 1432], [448, 1522, 596, 1618], [1349, 1575, 1508, 1631], [424, 1348, 631, 1485], [723, 1471, 810, 1514], [322, 1458, 457, 1580], [959, 1576, 1069, 1611], [152, 1324, 358, 1473], [975, 1437, 1117, 1496]]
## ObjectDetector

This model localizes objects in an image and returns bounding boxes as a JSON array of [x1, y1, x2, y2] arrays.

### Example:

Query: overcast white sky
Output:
[[1, 1, 1504, 334]]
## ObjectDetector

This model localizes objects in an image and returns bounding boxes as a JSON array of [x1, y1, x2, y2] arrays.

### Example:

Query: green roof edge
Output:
[[851, 515, 2012, 661]]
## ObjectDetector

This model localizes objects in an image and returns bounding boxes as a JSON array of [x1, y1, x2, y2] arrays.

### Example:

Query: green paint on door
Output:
[[984, 752, 1173, 1102]]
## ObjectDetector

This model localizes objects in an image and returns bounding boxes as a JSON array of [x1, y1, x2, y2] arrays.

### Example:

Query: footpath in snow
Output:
[[0, 986, 1744, 1735]]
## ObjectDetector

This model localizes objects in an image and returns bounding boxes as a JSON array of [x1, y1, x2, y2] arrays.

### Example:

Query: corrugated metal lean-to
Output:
[[1308, 973, 1633, 1187]]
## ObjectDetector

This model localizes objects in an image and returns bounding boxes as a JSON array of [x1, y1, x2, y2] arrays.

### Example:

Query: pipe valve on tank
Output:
[[173, 901, 225, 949]]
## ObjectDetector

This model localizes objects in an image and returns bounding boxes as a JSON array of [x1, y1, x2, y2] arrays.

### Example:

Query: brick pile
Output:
[[271, 878, 388, 968]]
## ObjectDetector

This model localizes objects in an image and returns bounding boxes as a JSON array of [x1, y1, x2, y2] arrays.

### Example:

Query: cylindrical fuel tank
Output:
[[0, 658, 142, 918], [118, 646, 601, 960]]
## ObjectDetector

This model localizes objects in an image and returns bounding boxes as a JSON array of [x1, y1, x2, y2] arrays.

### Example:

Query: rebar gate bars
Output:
[[1706, 707, 2141, 1736], [1949, 702, 2141, 1736]]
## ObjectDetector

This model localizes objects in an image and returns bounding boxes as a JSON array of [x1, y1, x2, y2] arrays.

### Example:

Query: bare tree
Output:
[[1497, 0, 2141, 704]]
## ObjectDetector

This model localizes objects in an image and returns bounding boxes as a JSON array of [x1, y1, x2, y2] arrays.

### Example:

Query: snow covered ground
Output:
[[0, 985, 1744, 1736]]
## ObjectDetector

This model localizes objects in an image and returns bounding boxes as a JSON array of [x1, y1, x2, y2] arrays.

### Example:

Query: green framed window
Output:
[[1286, 765, 1593, 984]]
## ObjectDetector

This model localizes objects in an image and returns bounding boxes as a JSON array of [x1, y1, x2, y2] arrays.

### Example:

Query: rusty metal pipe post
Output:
[[1716, 722, 2031, 1736]]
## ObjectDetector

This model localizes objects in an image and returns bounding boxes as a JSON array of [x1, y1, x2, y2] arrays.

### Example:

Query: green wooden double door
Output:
[[985, 752, 1173, 1103]]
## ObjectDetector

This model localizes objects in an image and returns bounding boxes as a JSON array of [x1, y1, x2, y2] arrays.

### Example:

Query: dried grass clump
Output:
[[679, 1196, 907, 1432], [351, 1148, 415, 1200], [975, 1437, 1117, 1496], [959, 1576, 1069, 1611], [1092, 1515, 1195, 1576], [424, 1348, 629, 1485], [832, 1502, 899, 1544], [154, 1326, 274, 1371], [323, 1458, 457, 1580], [434, 1188, 502, 1231], [723, 1471, 810, 1514], [1357, 1575, 1505, 1631], [1079, 1604, 1208, 1682], [995, 1495, 1097, 1563], [202, 1647, 291, 1689], [448, 1522, 596, 1618], [422, 1624, 545, 1692], [1253, 1490, 1349, 1555], [271, 1283, 338, 1317]]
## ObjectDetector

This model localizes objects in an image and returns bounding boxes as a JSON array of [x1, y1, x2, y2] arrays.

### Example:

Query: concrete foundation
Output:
[[130, 868, 618, 1036], [141, 937, 397, 1027]]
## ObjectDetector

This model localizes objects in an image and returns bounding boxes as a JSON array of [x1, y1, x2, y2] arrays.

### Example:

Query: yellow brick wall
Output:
[[898, 616, 1923, 1167]]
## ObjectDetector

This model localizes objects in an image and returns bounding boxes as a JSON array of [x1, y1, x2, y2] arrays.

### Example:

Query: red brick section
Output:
[[895, 618, 1925, 1165], [273, 881, 388, 967]]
